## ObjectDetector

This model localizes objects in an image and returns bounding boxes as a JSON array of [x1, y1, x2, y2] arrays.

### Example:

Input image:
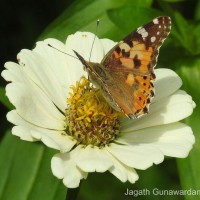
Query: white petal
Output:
[[34, 39, 70, 87], [100, 38, 117, 55], [7, 110, 36, 142], [118, 122, 195, 158], [108, 121, 194, 170], [74, 145, 113, 172], [51, 152, 88, 188], [34, 38, 83, 101], [66, 32, 104, 63], [7, 110, 76, 152], [4, 63, 65, 130], [153, 68, 182, 102], [2, 62, 23, 82], [17, 47, 67, 112], [103, 149, 139, 183], [107, 143, 164, 170], [65, 32, 104, 85], [121, 90, 195, 131]]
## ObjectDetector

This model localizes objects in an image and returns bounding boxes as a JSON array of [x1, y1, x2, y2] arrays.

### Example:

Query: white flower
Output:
[[2, 32, 195, 188]]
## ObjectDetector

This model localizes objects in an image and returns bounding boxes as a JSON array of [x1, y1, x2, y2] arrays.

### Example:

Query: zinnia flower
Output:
[[2, 32, 195, 188]]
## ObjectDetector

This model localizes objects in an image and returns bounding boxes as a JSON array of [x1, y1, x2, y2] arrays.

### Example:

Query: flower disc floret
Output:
[[65, 77, 122, 147]]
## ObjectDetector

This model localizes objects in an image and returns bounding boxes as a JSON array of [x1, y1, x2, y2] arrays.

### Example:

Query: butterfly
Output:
[[73, 16, 171, 119]]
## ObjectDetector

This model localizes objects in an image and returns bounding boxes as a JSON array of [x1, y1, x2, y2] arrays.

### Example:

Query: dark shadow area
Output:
[[0, 0, 73, 137]]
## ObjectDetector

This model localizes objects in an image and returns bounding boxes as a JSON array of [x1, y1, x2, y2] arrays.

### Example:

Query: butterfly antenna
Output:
[[89, 19, 100, 62], [47, 44, 79, 60]]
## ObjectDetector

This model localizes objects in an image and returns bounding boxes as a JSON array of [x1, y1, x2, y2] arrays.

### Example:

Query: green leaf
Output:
[[79, 161, 181, 200], [160, 0, 186, 2], [38, 0, 153, 42], [172, 12, 191, 50], [0, 87, 13, 110], [172, 12, 200, 55], [107, 6, 161, 37], [176, 58, 200, 199], [39, 0, 149, 41], [193, 24, 200, 54], [0, 132, 66, 200], [194, 0, 200, 20]]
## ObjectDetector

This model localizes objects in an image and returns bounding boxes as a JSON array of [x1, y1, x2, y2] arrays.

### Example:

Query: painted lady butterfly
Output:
[[73, 16, 171, 119]]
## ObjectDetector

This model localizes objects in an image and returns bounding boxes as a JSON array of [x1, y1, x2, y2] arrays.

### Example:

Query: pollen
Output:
[[65, 76, 122, 147]]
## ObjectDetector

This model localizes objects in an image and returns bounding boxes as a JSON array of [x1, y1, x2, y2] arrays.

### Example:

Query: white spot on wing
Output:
[[137, 28, 148, 40], [151, 36, 156, 43], [153, 18, 159, 24]]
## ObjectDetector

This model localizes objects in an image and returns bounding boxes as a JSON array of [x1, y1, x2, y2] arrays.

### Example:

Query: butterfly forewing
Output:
[[102, 16, 171, 74]]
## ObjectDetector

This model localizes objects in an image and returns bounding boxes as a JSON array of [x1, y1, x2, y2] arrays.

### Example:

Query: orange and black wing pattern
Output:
[[101, 16, 171, 118]]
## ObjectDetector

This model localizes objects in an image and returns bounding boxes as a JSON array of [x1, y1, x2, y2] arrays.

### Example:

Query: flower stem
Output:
[[65, 182, 82, 200]]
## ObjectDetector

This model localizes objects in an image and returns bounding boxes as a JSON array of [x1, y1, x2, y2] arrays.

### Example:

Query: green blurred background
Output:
[[0, 0, 200, 200]]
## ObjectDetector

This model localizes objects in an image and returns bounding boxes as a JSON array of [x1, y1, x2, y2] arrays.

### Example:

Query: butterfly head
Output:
[[73, 50, 88, 67]]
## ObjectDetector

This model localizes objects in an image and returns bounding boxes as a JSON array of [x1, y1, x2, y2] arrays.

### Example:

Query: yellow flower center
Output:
[[65, 76, 122, 147]]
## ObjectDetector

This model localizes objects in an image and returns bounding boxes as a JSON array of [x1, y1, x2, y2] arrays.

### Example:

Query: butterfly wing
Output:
[[100, 16, 171, 118], [99, 71, 155, 118], [102, 16, 171, 74]]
